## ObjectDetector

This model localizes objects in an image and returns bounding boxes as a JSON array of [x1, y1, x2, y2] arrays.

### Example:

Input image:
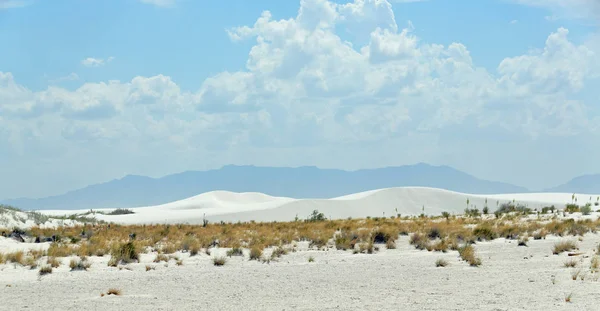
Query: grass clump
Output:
[[226, 247, 243, 257], [106, 288, 122, 296], [552, 240, 578, 255], [308, 256, 315, 263], [249, 247, 262, 261], [435, 258, 448, 267], [109, 242, 139, 266], [458, 245, 481, 267], [69, 256, 91, 271], [107, 209, 134, 215], [409, 233, 429, 250], [38, 265, 53, 276], [153, 254, 169, 263], [213, 256, 226, 266], [564, 259, 578, 268]]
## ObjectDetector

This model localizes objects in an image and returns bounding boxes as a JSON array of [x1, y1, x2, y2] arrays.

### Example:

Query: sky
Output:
[[1, 0, 600, 199]]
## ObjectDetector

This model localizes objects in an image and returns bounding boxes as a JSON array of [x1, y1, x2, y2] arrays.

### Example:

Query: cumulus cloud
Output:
[[139, 0, 176, 7], [1, 0, 600, 198], [0, 0, 29, 9], [510, 0, 600, 21], [81, 57, 115, 67]]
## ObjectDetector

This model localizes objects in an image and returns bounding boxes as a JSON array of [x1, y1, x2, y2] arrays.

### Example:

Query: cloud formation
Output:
[[81, 57, 115, 67], [1, 0, 599, 198]]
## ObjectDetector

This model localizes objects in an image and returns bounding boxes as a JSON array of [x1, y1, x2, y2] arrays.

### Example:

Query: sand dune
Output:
[[37, 187, 600, 225]]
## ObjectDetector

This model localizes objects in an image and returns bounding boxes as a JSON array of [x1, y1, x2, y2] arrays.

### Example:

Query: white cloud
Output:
[[509, 19, 518, 24], [0, 0, 28, 9], [48, 73, 79, 84], [81, 57, 115, 67], [510, 0, 600, 21], [139, 0, 176, 7], [1, 0, 600, 198]]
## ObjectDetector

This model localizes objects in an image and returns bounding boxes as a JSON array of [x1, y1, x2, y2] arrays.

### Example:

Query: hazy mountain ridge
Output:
[[0, 163, 538, 210]]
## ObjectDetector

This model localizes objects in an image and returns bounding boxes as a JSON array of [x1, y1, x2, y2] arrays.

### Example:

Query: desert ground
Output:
[[1, 187, 600, 310]]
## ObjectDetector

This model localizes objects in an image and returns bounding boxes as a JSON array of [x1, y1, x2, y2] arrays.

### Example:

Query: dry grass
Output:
[[106, 288, 122, 296], [69, 256, 91, 271], [564, 259, 578, 268], [553, 240, 578, 255], [1, 210, 596, 273], [47, 257, 61, 268], [435, 258, 448, 267], [213, 256, 226, 266], [458, 245, 482, 267], [38, 265, 53, 276]]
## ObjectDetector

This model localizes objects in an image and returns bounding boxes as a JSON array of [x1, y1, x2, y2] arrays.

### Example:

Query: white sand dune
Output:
[[38, 187, 600, 225]]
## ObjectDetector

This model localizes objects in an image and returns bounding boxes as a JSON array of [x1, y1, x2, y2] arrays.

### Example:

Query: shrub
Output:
[[213, 257, 226, 266], [518, 237, 528, 247], [106, 288, 122, 296], [38, 265, 53, 276], [564, 259, 578, 268], [270, 246, 288, 259], [409, 233, 429, 250], [69, 257, 91, 271], [227, 247, 243, 257], [153, 254, 169, 263], [580, 204, 592, 216], [458, 245, 481, 266], [553, 240, 578, 255], [427, 227, 443, 240], [306, 210, 326, 222], [473, 225, 496, 241], [249, 247, 262, 261], [386, 239, 396, 249], [308, 256, 315, 263], [109, 242, 139, 265], [107, 209, 134, 215], [565, 204, 579, 214], [435, 258, 448, 267], [47, 257, 61, 268]]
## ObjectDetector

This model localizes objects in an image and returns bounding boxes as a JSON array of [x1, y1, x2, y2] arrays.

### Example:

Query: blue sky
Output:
[[1, 0, 599, 199]]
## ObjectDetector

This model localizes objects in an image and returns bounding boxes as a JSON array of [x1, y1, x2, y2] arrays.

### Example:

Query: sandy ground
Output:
[[38, 187, 600, 225], [1, 234, 599, 311]]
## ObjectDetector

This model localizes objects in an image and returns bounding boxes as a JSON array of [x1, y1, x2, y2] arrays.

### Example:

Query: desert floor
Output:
[[1, 234, 599, 311]]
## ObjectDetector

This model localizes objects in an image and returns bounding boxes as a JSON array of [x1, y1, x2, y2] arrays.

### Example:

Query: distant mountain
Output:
[[544, 174, 600, 194], [1, 163, 529, 210]]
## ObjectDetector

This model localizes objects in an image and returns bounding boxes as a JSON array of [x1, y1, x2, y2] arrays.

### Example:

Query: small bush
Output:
[[69, 257, 91, 271], [249, 247, 262, 261], [472, 225, 496, 241], [409, 233, 429, 250], [109, 242, 139, 265], [213, 257, 226, 266], [270, 246, 288, 259], [580, 204, 592, 216], [564, 259, 578, 268], [226, 247, 243, 257], [458, 245, 481, 266], [106, 288, 121, 296], [386, 239, 396, 249], [107, 209, 134, 215], [435, 258, 448, 267], [308, 256, 315, 263], [565, 204, 579, 214], [47, 257, 61, 268], [553, 240, 578, 255], [38, 265, 53, 276], [518, 237, 529, 247], [153, 254, 169, 263]]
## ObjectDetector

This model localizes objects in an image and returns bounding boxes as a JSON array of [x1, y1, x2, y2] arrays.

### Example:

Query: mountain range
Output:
[[1, 163, 597, 210]]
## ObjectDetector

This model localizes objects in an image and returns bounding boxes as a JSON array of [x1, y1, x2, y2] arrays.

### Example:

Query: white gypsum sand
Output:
[[2, 187, 600, 310], [1, 233, 599, 310], [37, 187, 600, 224]]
